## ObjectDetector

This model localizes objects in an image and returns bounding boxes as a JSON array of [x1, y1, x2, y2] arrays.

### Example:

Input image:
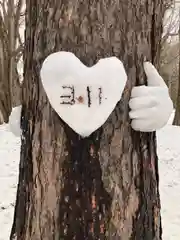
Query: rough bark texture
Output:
[[173, 74, 180, 125], [11, 1, 164, 239], [173, 28, 180, 126]]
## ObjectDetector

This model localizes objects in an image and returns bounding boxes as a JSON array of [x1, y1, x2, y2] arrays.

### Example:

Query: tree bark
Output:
[[173, 73, 180, 125], [173, 11, 180, 126], [11, 1, 164, 239]]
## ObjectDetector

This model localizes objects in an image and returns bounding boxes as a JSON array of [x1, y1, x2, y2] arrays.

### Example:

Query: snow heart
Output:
[[40, 51, 127, 137]]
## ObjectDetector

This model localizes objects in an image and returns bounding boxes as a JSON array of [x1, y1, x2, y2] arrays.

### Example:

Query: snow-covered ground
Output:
[[0, 125, 20, 240], [0, 115, 180, 240]]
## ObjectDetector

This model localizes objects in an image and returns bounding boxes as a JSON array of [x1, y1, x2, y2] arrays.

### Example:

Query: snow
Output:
[[40, 51, 127, 137], [0, 125, 20, 240], [157, 125, 180, 239], [0, 113, 180, 239]]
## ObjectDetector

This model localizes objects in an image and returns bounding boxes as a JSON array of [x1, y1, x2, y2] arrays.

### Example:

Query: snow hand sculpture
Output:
[[40, 51, 127, 137], [129, 62, 173, 132], [8, 105, 22, 137]]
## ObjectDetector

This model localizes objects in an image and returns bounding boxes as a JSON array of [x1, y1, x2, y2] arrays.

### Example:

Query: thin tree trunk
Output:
[[11, 1, 164, 239], [173, 8, 180, 126], [173, 76, 180, 125], [7, 0, 14, 110]]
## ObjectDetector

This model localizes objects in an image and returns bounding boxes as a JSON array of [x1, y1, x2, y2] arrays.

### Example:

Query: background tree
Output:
[[0, 0, 24, 123], [160, 42, 179, 106], [160, 0, 178, 106], [11, 0, 166, 239], [173, 5, 180, 125]]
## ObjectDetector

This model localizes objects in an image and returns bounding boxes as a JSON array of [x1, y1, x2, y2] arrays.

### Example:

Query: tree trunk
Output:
[[173, 79, 180, 125], [11, 1, 164, 239], [0, 40, 11, 123], [173, 13, 180, 126]]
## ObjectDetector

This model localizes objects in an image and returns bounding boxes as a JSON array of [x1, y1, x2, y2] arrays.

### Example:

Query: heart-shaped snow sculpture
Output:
[[40, 51, 127, 137]]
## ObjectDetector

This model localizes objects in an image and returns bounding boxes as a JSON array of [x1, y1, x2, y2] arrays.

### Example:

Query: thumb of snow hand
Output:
[[144, 62, 167, 88], [9, 105, 22, 137]]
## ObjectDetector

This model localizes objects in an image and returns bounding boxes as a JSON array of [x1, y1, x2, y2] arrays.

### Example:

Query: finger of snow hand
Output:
[[131, 86, 152, 98], [129, 107, 156, 119], [144, 62, 167, 87], [129, 96, 157, 110], [131, 119, 155, 132]]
